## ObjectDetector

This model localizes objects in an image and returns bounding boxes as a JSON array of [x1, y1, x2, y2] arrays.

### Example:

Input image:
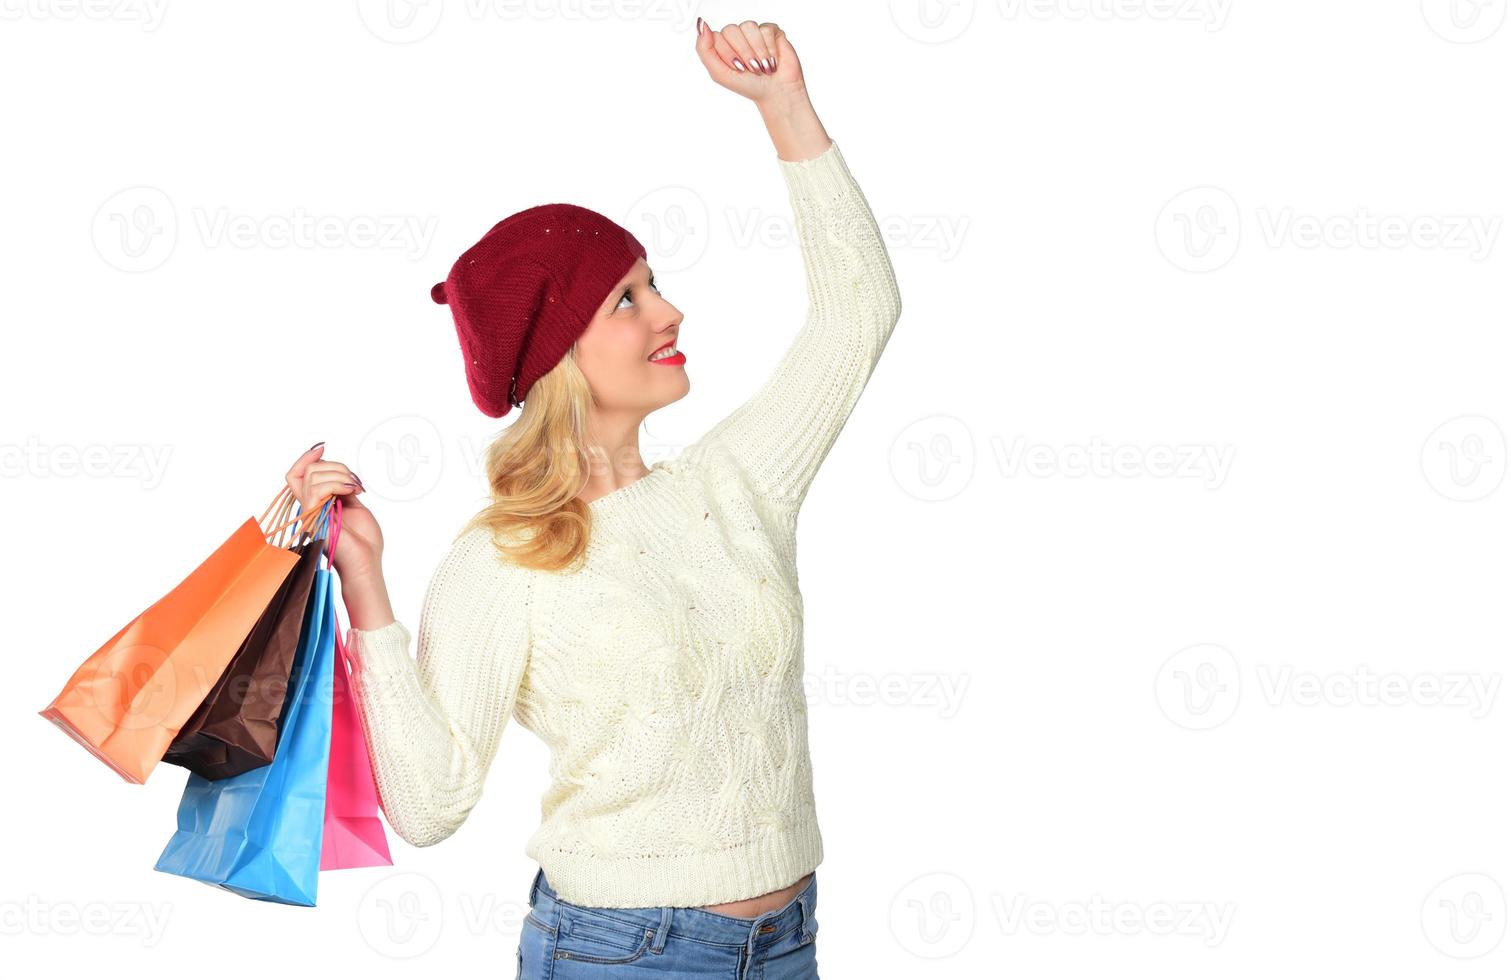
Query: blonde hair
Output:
[[456, 341, 606, 574]]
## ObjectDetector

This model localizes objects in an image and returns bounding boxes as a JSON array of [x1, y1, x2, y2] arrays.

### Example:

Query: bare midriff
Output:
[[695, 873, 814, 919]]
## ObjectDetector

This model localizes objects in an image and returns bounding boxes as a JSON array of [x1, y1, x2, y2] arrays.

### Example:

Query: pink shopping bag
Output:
[[319, 498, 394, 871]]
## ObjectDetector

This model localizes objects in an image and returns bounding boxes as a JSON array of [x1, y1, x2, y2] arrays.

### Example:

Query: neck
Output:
[[580, 412, 650, 499]]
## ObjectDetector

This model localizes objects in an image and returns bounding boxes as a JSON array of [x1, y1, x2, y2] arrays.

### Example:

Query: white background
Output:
[[3, 1, 1509, 977]]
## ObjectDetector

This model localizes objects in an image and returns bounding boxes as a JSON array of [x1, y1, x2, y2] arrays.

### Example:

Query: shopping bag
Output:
[[320, 499, 394, 870], [161, 534, 324, 780], [38, 486, 315, 784], [153, 497, 340, 906]]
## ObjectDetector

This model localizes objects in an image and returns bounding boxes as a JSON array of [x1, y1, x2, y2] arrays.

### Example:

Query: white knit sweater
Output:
[[346, 138, 901, 908]]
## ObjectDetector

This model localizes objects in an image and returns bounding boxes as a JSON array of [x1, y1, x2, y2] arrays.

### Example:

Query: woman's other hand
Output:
[[285, 442, 384, 580]]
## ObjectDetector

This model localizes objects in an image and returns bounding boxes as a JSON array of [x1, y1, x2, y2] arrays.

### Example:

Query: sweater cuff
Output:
[[347, 620, 414, 679], [777, 139, 853, 210]]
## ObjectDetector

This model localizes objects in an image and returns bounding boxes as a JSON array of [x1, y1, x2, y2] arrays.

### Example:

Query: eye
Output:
[[615, 278, 661, 312]]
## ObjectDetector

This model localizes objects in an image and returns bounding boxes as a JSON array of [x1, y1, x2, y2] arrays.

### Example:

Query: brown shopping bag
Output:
[[38, 486, 323, 784], [161, 532, 324, 780]]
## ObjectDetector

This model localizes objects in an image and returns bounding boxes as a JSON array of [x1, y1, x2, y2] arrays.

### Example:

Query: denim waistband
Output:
[[527, 865, 818, 952]]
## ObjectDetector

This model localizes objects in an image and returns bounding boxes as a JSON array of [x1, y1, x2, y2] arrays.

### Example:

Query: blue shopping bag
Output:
[[153, 500, 338, 906]]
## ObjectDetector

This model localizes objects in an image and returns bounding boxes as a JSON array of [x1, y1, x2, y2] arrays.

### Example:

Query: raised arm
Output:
[[343, 524, 532, 847], [694, 135, 902, 505], [690, 26, 903, 506]]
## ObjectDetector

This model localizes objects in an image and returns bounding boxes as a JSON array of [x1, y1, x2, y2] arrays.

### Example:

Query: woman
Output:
[[286, 17, 900, 978]]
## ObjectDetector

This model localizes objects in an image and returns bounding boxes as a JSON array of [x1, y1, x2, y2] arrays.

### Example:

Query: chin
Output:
[[658, 373, 692, 408]]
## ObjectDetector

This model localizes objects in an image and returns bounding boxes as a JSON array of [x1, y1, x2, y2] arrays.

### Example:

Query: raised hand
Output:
[[694, 18, 807, 104]]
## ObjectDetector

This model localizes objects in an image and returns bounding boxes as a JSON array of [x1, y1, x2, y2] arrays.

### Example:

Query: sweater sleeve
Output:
[[692, 138, 903, 506], [343, 524, 532, 848]]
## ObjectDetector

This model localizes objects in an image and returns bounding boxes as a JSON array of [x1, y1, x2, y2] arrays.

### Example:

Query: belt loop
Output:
[[650, 906, 673, 953], [798, 877, 817, 944]]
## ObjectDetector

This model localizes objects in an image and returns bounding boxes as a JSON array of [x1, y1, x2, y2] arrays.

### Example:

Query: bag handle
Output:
[[326, 494, 343, 569], [262, 487, 301, 548], [327, 499, 355, 669], [260, 485, 342, 547], [262, 487, 354, 664], [261, 486, 307, 544], [291, 495, 339, 561]]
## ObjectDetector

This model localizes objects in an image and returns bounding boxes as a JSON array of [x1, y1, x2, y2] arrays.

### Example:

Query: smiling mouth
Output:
[[648, 340, 685, 365]]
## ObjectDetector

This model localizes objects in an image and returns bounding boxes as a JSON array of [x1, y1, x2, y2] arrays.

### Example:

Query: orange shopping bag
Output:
[[39, 486, 325, 784]]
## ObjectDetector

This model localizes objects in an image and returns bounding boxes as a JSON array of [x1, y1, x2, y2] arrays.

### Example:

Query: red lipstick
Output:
[[648, 340, 685, 366]]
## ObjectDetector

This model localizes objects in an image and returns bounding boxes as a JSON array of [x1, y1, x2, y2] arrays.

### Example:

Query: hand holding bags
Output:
[[154, 497, 341, 906], [38, 487, 317, 784]]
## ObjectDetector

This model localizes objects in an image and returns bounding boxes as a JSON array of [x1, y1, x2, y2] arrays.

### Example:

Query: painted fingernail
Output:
[[733, 58, 745, 71], [695, 16, 704, 34], [761, 58, 772, 72], [308, 441, 324, 451]]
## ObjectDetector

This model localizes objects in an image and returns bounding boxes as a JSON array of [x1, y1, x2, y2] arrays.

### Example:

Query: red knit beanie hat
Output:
[[431, 204, 647, 418]]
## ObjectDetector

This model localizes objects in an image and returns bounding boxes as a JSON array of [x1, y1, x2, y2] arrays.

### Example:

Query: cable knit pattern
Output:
[[346, 138, 901, 908]]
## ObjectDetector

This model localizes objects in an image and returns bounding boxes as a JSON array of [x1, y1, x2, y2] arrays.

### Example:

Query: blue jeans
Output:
[[517, 865, 821, 979]]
